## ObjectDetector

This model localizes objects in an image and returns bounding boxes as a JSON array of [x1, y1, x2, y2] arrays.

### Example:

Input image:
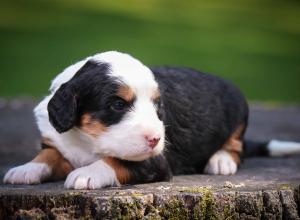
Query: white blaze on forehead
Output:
[[92, 51, 158, 95], [50, 51, 158, 96]]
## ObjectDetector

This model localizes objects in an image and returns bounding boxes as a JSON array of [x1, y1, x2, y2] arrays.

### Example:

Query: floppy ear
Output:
[[48, 83, 78, 133], [47, 60, 110, 133]]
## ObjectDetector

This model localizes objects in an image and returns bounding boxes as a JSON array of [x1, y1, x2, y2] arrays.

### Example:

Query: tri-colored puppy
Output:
[[4, 51, 300, 189]]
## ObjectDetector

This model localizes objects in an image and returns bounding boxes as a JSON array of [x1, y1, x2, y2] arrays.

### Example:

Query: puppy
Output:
[[4, 51, 300, 189]]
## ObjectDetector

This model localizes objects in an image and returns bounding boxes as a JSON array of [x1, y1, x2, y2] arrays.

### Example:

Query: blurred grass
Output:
[[0, 0, 299, 102]]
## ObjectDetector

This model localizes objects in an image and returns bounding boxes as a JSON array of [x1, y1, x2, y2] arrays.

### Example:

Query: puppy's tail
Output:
[[243, 139, 300, 157]]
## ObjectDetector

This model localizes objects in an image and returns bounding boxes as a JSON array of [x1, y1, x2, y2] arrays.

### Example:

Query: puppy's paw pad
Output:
[[204, 150, 237, 175], [3, 162, 51, 184], [64, 160, 118, 189]]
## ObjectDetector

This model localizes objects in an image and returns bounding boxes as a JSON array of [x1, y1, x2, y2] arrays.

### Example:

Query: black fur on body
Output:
[[152, 67, 248, 174]]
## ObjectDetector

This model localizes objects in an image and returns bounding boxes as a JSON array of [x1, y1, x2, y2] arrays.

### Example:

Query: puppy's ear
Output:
[[48, 83, 78, 133], [48, 60, 110, 133]]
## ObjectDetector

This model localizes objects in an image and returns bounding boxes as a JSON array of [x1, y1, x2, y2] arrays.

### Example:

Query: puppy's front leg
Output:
[[64, 159, 122, 189], [4, 147, 73, 184], [65, 155, 172, 189]]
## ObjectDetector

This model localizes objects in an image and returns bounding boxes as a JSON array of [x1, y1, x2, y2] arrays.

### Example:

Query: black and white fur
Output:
[[4, 51, 300, 189]]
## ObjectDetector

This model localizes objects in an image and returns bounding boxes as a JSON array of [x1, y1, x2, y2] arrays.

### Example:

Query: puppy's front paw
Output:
[[204, 150, 237, 175], [64, 160, 119, 189], [3, 162, 51, 184]]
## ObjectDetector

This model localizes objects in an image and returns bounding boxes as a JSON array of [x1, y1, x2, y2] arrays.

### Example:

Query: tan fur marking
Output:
[[151, 89, 161, 101], [32, 146, 73, 181], [231, 124, 245, 139], [80, 114, 107, 137], [104, 157, 131, 184], [225, 139, 243, 154], [222, 124, 246, 165], [117, 85, 135, 102], [228, 151, 241, 165]]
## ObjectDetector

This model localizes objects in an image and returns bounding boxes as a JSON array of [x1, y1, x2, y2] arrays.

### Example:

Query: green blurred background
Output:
[[0, 0, 299, 103]]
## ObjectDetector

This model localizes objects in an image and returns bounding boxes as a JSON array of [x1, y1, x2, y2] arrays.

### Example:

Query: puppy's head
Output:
[[48, 52, 164, 161]]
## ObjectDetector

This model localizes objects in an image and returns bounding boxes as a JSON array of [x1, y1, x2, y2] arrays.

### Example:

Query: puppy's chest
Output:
[[55, 144, 100, 168]]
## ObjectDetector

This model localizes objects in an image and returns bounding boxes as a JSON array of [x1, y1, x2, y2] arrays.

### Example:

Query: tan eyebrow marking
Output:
[[117, 85, 135, 102]]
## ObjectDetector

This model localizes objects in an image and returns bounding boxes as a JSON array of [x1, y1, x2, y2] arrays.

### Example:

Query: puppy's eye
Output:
[[111, 99, 127, 111]]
